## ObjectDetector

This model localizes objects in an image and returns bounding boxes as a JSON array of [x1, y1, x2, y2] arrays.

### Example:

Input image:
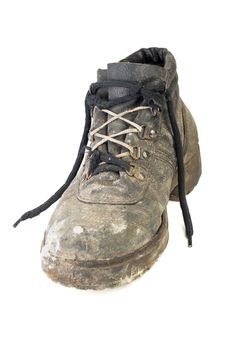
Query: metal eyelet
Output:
[[138, 125, 146, 139], [126, 164, 147, 181], [142, 151, 149, 159], [149, 129, 156, 138], [150, 105, 162, 117], [130, 146, 141, 160], [139, 126, 156, 140]]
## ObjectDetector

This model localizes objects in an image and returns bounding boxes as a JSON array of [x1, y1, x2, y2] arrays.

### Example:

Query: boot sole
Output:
[[43, 211, 168, 290], [42, 146, 201, 290]]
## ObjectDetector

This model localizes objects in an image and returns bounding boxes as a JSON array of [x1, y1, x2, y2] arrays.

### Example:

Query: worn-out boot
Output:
[[14, 47, 201, 290]]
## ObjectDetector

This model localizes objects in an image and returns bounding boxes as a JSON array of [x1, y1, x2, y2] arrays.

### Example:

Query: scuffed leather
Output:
[[41, 48, 200, 262]]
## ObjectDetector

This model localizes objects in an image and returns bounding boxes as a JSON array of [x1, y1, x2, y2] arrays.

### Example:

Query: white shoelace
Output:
[[89, 106, 150, 158]]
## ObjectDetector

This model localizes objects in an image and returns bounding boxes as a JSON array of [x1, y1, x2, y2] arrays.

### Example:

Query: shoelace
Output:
[[90, 106, 148, 157], [13, 80, 193, 247]]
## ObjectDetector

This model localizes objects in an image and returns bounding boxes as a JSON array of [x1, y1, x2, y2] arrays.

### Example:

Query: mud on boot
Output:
[[14, 47, 201, 290]]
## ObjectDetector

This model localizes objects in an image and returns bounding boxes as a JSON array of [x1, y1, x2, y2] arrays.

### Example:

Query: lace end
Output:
[[13, 211, 32, 228], [188, 236, 193, 248], [13, 218, 22, 228]]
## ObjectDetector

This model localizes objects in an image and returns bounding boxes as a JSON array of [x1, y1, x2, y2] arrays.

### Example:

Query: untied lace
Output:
[[13, 79, 193, 247]]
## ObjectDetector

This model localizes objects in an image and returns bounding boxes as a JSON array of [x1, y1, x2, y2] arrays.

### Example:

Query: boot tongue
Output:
[[106, 62, 165, 155], [107, 62, 165, 98]]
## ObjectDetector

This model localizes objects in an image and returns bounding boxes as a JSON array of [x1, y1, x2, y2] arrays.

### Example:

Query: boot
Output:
[[14, 47, 201, 290]]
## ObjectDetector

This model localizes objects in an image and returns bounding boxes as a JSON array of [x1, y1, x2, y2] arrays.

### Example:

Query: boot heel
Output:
[[170, 145, 202, 201]]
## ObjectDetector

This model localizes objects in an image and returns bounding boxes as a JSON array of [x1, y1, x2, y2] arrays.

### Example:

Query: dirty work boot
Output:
[[14, 47, 201, 290]]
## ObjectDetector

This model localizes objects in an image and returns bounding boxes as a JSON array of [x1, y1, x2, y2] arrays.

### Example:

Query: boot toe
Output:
[[40, 189, 167, 289]]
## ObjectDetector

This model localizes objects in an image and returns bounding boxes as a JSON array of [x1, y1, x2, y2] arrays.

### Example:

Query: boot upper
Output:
[[40, 48, 193, 264]]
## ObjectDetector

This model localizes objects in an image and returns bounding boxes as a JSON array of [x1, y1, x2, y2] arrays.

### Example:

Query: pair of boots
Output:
[[15, 47, 201, 290]]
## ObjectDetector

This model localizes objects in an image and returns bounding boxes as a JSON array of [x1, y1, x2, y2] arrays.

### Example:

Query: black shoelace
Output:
[[13, 80, 193, 247]]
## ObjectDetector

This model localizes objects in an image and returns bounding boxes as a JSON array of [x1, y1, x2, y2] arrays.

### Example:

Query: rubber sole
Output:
[[43, 211, 168, 290], [42, 146, 201, 290]]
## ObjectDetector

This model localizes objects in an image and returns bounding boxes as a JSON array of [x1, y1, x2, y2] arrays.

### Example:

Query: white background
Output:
[[1, 1, 233, 349]]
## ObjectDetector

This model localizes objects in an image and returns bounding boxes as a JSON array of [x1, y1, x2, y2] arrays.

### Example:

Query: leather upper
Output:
[[41, 48, 197, 263]]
